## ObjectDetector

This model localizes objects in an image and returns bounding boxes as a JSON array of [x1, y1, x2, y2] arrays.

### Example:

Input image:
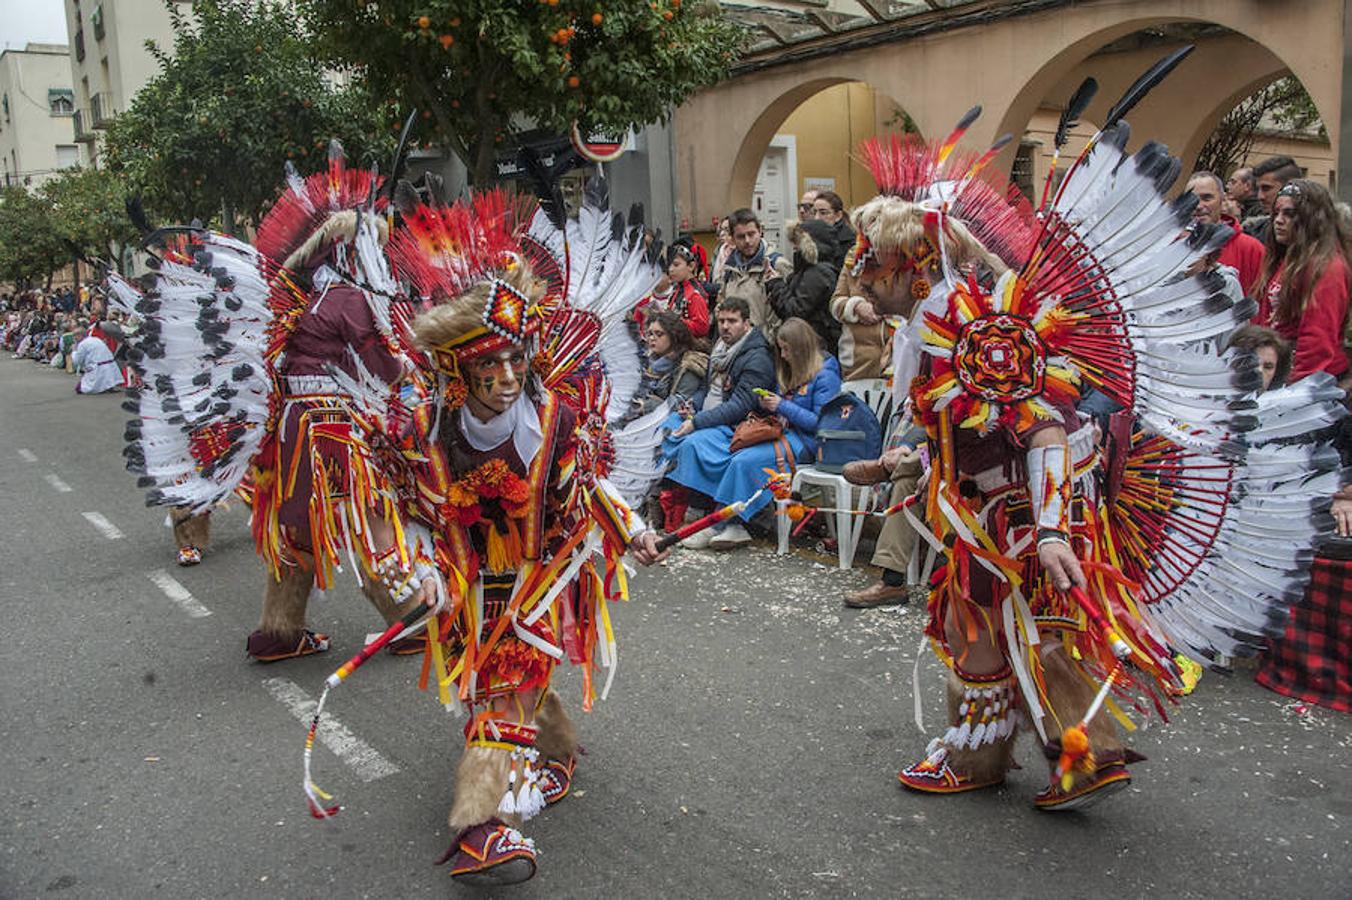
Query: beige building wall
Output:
[[776, 82, 902, 210], [63, 0, 181, 165], [0, 44, 78, 188]]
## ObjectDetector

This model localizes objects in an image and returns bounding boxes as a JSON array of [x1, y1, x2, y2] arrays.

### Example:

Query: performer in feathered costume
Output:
[[109, 142, 429, 662], [311, 176, 671, 886], [845, 49, 1345, 810]]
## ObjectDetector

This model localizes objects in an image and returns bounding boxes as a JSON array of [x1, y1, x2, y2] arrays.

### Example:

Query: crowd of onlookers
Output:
[[1, 288, 131, 394]]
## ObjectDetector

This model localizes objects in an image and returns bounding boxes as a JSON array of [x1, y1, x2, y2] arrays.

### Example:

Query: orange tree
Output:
[[301, 0, 744, 184]]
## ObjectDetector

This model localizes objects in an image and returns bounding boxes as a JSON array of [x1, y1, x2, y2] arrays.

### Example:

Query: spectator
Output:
[[1188, 170, 1264, 297], [1245, 155, 1302, 238], [635, 242, 711, 340], [842, 423, 927, 608], [1226, 324, 1292, 391], [665, 316, 839, 549], [627, 310, 708, 427], [661, 296, 778, 544], [1255, 179, 1351, 382], [768, 219, 842, 352], [715, 208, 792, 336], [828, 245, 893, 380], [1226, 167, 1263, 221], [710, 216, 734, 286], [811, 190, 856, 270], [70, 325, 121, 393], [797, 188, 821, 222]]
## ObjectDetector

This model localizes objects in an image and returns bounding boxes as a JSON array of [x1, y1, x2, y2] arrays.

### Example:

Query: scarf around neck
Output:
[[457, 393, 544, 465]]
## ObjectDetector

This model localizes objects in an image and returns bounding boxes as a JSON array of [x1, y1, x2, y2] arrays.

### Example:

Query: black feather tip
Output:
[[1103, 45, 1194, 131], [1054, 78, 1098, 151]]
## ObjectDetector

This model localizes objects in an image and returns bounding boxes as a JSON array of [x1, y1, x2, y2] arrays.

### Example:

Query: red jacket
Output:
[[634, 280, 710, 340], [1256, 254, 1351, 382], [1216, 214, 1265, 297]]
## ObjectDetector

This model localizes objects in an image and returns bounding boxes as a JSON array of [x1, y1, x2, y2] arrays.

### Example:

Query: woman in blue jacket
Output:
[[680, 316, 842, 549]]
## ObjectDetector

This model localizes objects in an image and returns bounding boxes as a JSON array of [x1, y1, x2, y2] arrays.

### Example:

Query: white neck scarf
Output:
[[458, 393, 544, 465]]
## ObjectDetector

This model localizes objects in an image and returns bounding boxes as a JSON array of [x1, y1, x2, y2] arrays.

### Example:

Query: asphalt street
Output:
[[1, 357, 1349, 899]]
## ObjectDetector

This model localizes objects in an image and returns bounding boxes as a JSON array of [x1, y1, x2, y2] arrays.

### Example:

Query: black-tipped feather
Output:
[[1103, 46, 1194, 131], [382, 109, 419, 200], [518, 144, 569, 231], [1054, 78, 1098, 150]]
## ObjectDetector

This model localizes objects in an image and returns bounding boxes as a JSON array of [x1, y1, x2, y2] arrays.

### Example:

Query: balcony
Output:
[[91, 93, 116, 128], [74, 109, 96, 143], [75, 29, 85, 62]]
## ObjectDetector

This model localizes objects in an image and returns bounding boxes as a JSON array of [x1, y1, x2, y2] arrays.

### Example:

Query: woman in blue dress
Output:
[[665, 316, 842, 548]]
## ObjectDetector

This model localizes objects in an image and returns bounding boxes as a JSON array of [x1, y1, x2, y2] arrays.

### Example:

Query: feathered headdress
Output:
[[254, 140, 386, 274], [852, 110, 1036, 271]]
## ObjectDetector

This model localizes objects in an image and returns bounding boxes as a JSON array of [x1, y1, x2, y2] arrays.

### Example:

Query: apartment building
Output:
[[0, 43, 79, 187], [63, 0, 179, 165]]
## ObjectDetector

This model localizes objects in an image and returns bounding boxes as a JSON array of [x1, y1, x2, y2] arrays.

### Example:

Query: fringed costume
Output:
[[312, 177, 670, 885], [844, 51, 1346, 810], [109, 142, 426, 662]]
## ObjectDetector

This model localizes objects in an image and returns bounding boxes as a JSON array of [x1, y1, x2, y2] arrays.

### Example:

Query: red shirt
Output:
[[1216, 214, 1265, 297], [1256, 254, 1351, 381]]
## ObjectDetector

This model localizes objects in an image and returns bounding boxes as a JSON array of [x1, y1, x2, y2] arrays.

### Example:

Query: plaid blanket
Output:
[[1256, 554, 1352, 713]]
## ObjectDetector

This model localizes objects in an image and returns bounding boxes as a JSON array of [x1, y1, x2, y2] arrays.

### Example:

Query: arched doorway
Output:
[[724, 79, 913, 251]]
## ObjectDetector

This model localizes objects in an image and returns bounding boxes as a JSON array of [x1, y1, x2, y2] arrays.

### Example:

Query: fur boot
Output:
[[1032, 642, 1132, 810], [448, 746, 519, 833], [359, 577, 419, 627], [259, 565, 313, 639], [534, 690, 578, 762], [1039, 643, 1123, 756], [170, 507, 210, 550], [898, 667, 1018, 793]]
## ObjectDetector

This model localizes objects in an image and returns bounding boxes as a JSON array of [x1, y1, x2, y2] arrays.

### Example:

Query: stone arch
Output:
[[725, 78, 915, 220], [987, 3, 1340, 178]]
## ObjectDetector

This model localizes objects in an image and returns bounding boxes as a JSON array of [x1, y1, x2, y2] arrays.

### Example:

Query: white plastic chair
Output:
[[776, 378, 895, 569]]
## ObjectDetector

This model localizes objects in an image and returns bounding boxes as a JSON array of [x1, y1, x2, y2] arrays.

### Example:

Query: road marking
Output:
[[44, 473, 73, 493], [17, 448, 37, 462], [261, 678, 400, 782], [82, 511, 125, 540], [147, 569, 212, 618]]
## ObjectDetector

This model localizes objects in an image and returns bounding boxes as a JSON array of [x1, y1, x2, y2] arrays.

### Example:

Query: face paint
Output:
[[465, 348, 527, 416]]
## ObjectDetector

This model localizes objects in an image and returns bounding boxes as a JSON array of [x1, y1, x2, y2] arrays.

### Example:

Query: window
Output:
[[49, 89, 74, 116], [2, 94, 9, 125], [56, 145, 79, 169]]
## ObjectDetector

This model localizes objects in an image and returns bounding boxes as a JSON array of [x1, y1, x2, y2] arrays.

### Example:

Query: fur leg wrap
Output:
[[450, 719, 546, 833], [259, 565, 313, 639], [1040, 643, 1123, 756], [533, 690, 578, 763], [936, 667, 1019, 783], [171, 507, 211, 550], [359, 576, 418, 627]]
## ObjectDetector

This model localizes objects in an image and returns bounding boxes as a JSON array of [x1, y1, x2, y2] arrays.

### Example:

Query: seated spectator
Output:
[[841, 419, 928, 608], [661, 297, 777, 541], [665, 316, 840, 549], [635, 242, 711, 340], [1226, 324, 1292, 391], [716, 208, 792, 336], [625, 310, 708, 425], [811, 190, 855, 270], [829, 243, 893, 380], [71, 324, 122, 393], [1255, 179, 1351, 383], [769, 219, 842, 352]]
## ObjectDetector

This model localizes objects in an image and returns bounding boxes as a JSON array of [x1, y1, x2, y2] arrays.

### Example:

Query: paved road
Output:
[[1, 357, 1349, 899]]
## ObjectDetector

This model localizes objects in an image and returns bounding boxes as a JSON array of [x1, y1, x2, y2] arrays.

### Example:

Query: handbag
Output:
[[730, 411, 796, 472]]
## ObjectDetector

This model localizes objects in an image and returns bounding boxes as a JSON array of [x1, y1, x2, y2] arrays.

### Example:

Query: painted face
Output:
[[732, 222, 762, 258], [1187, 177, 1223, 225], [667, 254, 694, 284], [1257, 173, 1284, 213], [1256, 344, 1279, 390], [465, 346, 527, 416], [857, 250, 916, 317], [1272, 195, 1297, 246], [716, 308, 750, 345], [645, 322, 672, 357]]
